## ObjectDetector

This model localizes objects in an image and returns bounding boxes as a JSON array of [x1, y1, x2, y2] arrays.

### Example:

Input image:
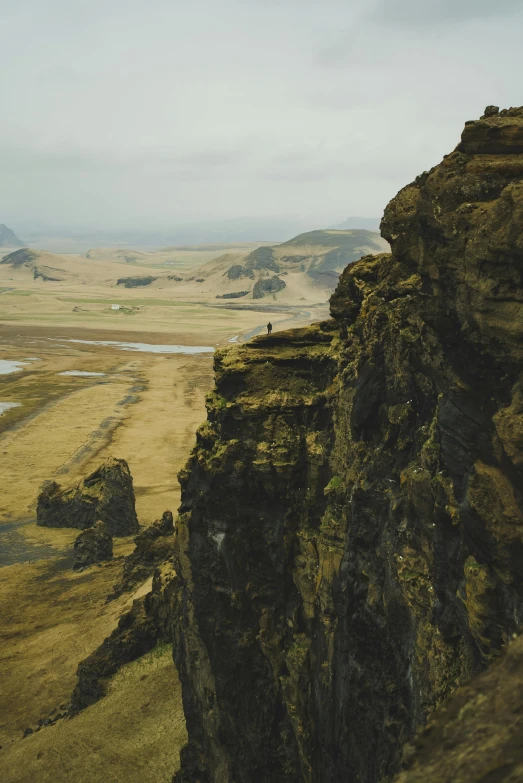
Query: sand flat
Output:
[[84, 354, 213, 522]]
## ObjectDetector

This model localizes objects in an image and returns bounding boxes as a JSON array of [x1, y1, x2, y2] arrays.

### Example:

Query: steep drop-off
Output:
[[172, 107, 523, 782]]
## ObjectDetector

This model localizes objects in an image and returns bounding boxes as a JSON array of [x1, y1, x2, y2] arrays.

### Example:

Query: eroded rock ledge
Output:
[[171, 108, 523, 783]]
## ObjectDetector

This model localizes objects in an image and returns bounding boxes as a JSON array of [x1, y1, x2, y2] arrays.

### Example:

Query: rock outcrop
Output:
[[116, 275, 157, 287], [37, 458, 139, 536], [253, 275, 286, 299], [171, 107, 523, 782], [70, 563, 177, 714], [68, 515, 176, 714], [72, 521, 113, 570], [110, 510, 175, 597], [1, 248, 40, 266], [226, 264, 254, 280], [216, 290, 249, 299]]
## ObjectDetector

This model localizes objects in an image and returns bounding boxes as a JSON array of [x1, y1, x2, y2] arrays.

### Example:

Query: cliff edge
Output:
[[171, 107, 523, 782]]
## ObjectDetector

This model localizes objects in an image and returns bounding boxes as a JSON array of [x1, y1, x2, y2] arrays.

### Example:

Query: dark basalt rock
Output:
[[244, 246, 280, 272], [73, 521, 113, 570], [216, 290, 249, 299], [394, 634, 523, 783], [69, 563, 178, 714], [226, 264, 247, 280], [66, 514, 177, 716], [253, 275, 286, 298], [172, 108, 523, 783], [458, 105, 523, 154], [116, 275, 157, 287], [37, 458, 139, 537], [110, 510, 175, 597], [33, 266, 62, 281]]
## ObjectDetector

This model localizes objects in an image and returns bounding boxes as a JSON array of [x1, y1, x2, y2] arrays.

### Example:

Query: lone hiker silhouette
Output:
[[267, 322, 272, 335]]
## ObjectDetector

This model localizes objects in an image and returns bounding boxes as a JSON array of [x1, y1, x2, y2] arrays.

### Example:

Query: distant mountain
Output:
[[330, 216, 381, 231], [139, 217, 349, 245], [236, 229, 389, 285], [18, 216, 347, 251], [0, 223, 24, 248]]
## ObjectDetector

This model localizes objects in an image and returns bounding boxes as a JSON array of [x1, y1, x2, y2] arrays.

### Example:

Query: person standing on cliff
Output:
[[267, 322, 272, 335]]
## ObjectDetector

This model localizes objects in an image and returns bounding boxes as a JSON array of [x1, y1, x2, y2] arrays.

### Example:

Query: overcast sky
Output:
[[0, 0, 522, 230]]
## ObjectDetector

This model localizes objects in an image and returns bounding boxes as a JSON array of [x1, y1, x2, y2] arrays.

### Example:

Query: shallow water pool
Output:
[[0, 401, 21, 415], [68, 339, 214, 354], [58, 370, 106, 377], [0, 359, 30, 375]]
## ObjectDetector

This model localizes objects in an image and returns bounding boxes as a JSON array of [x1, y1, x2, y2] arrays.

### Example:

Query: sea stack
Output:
[[37, 458, 139, 537]]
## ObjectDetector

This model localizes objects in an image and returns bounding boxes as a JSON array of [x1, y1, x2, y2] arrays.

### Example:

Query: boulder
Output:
[[73, 521, 113, 571], [226, 264, 246, 280], [37, 458, 139, 536]]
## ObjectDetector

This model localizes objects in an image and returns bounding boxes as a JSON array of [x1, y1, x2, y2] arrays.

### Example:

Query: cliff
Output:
[[171, 107, 523, 782]]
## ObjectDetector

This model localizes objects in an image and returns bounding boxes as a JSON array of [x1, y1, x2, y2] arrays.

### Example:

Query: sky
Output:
[[0, 0, 522, 232]]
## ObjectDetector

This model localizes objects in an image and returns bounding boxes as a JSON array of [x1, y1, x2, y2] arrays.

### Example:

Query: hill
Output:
[[94, 230, 387, 305], [0, 248, 156, 287], [0, 248, 72, 281], [172, 228, 389, 302], [83, 242, 270, 266], [0, 223, 24, 248]]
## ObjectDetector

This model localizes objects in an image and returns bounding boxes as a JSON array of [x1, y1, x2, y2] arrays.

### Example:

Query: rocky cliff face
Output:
[[395, 633, 523, 783], [172, 107, 523, 783]]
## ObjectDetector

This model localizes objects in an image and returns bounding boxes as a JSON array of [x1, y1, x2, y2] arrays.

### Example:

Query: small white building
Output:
[[111, 304, 121, 311]]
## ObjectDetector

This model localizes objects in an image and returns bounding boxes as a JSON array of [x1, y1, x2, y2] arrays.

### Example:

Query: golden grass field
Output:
[[0, 243, 329, 781]]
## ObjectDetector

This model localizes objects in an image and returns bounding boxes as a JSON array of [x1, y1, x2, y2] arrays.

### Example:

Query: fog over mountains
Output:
[[12, 216, 381, 252], [0, 223, 24, 248], [2, 1, 521, 230]]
